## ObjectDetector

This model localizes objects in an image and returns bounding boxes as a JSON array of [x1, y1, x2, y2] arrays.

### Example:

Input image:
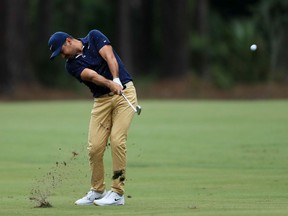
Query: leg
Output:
[[110, 85, 137, 195], [88, 97, 113, 192]]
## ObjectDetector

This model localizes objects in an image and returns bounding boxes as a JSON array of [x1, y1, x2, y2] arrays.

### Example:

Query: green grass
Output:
[[0, 100, 288, 216]]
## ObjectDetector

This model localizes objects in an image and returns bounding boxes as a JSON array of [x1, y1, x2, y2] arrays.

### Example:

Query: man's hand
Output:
[[109, 80, 123, 95]]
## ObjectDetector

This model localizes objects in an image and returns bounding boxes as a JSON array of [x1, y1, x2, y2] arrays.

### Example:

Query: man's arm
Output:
[[99, 45, 119, 79], [80, 68, 122, 95], [99, 45, 123, 88]]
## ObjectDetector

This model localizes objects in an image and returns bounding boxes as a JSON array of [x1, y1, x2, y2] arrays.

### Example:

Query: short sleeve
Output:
[[65, 61, 85, 82], [89, 30, 111, 52]]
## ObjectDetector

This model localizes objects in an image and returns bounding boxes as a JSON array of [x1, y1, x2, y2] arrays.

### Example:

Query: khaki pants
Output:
[[88, 82, 137, 195]]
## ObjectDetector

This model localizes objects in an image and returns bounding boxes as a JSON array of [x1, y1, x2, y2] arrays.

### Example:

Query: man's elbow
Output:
[[80, 69, 95, 82]]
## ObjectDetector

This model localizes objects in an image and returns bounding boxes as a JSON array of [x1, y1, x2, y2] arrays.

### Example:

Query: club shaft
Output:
[[121, 92, 137, 112]]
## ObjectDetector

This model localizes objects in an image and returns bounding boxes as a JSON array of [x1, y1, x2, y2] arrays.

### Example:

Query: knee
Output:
[[88, 143, 105, 159]]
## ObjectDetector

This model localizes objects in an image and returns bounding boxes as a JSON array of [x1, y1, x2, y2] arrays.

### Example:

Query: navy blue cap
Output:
[[48, 32, 70, 60]]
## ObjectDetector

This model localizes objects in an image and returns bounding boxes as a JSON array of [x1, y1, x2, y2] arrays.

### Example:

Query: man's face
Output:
[[60, 39, 76, 59]]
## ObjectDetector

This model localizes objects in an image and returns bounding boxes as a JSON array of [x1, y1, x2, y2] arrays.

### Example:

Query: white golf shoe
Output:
[[75, 190, 107, 205], [94, 191, 125, 206]]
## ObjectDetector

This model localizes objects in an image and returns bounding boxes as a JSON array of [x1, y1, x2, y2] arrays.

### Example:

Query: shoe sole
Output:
[[94, 202, 124, 206], [93, 199, 125, 206]]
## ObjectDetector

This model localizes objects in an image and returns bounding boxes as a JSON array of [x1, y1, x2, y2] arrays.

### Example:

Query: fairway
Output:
[[0, 100, 288, 216]]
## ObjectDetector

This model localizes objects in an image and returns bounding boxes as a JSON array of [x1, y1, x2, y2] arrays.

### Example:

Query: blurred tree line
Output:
[[0, 0, 287, 95]]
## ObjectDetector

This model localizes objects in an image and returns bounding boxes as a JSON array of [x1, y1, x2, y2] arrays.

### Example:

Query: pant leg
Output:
[[110, 85, 137, 195], [88, 97, 112, 192]]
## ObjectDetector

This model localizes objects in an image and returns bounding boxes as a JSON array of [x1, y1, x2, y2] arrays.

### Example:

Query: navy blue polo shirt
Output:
[[65, 30, 133, 98]]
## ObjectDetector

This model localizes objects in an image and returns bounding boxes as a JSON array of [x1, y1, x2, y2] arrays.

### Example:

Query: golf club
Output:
[[121, 92, 142, 115]]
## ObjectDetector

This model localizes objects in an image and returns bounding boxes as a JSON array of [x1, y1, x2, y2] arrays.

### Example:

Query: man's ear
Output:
[[66, 37, 73, 44]]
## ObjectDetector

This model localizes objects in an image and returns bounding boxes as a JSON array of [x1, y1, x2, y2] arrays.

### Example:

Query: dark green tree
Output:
[[4, 0, 34, 93], [160, 0, 189, 78], [257, 0, 288, 81]]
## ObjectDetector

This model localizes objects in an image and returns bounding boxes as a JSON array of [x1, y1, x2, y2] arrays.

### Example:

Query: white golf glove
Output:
[[113, 78, 123, 89]]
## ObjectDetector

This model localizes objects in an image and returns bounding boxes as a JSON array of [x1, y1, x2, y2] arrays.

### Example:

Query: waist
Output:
[[97, 81, 134, 98], [123, 81, 134, 88]]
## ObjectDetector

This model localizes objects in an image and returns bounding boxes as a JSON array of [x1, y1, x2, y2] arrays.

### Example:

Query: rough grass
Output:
[[0, 100, 287, 216]]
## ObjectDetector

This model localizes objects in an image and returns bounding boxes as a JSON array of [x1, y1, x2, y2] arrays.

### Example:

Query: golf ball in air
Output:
[[250, 44, 257, 51]]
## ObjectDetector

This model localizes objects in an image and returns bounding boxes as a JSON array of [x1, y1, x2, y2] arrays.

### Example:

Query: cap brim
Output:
[[50, 47, 62, 60]]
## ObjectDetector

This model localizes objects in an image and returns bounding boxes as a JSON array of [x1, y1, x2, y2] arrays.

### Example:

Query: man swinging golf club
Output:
[[48, 29, 140, 206]]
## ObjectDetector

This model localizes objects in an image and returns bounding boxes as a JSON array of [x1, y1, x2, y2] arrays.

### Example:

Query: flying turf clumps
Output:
[[29, 151, 80, 208], [29, 191, 52, 208]]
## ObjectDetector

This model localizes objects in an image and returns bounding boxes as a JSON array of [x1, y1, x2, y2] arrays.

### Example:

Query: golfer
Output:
[[48, 30, 138, 206]]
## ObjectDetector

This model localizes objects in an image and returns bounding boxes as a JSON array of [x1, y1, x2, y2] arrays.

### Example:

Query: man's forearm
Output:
[[107, 57, 120, 79], [81, 68, 112, 88], [99, 45, 120, 79], [80, 68, 122, 94]]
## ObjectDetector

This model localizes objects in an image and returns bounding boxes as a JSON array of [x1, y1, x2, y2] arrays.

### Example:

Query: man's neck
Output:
[[75, 39, 84, 54]]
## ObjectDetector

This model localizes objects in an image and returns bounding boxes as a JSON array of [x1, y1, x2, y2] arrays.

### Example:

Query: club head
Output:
[[136, 105, 142, 115]]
